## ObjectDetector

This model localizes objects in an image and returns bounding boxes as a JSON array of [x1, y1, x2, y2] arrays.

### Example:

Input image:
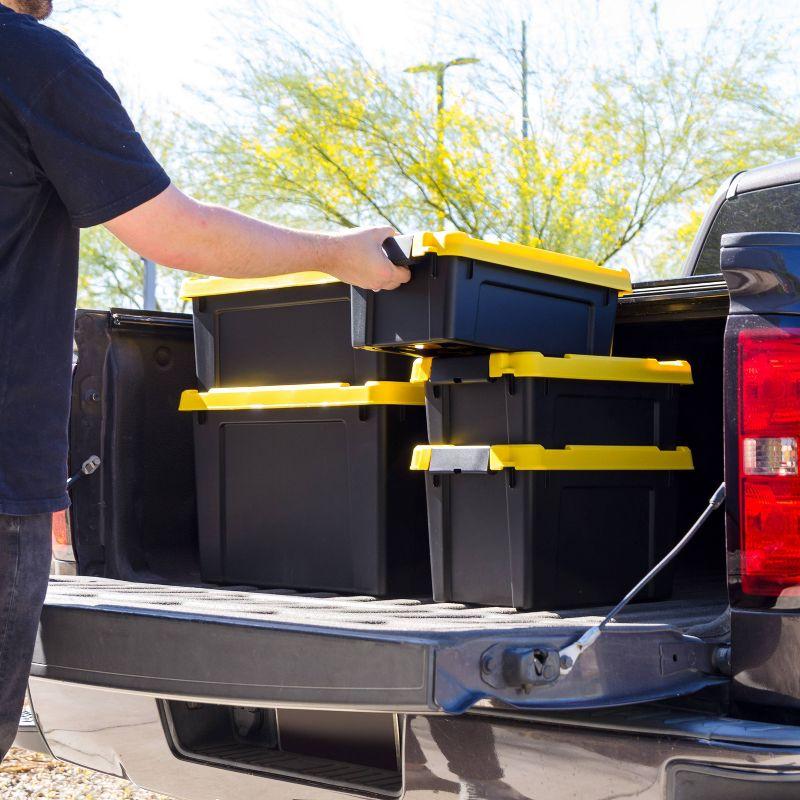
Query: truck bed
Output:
[[49, 287, 730, 716]]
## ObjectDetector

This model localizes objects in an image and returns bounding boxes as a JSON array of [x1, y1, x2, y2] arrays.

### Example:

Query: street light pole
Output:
[[406, 56, 480, 122], [142, 257, 157, 310], [405, 56, 480, 228], [521, 20, 529, 140], [437, 67, 445, 116]]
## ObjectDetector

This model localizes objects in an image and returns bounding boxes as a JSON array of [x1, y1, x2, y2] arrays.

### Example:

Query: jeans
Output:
[[0, 514, 52, 762]]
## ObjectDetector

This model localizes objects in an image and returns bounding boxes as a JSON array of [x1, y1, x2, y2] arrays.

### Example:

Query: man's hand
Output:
[[327, 226, 411, 291], [105, 185, 411, 291]]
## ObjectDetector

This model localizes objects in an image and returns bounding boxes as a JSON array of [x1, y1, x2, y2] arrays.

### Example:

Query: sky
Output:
[[52, 0, 765, 123]]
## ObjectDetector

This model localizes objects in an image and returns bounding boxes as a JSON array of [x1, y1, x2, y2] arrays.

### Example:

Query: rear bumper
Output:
[[28, 677, 800, 800], [733, 608, 800, 711]]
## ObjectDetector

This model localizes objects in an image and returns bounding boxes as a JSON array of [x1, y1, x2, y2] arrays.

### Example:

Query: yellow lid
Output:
[[180, 271, 338, 300], [411, 353, 692, 385], [411, 231, 632, 293], [410, 444, 694, 472], [179, 381, 424, 412], [489, 352, 693, 383], [180, 232, 630, 298]]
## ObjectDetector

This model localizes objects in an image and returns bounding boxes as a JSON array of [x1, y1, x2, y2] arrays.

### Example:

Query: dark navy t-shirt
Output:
[[0, 6, 170, 514]]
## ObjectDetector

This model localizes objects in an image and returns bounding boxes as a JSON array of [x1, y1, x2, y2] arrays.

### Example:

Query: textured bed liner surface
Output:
[[45, 575, 728, 635]]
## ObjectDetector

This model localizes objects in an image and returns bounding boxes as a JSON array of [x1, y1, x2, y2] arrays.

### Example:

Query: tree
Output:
[[45, 2, 188, 311], [195, 0, 799, 278], [75, 108, 190, 311]]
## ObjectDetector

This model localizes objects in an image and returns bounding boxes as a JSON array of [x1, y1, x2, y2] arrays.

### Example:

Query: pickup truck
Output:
[[16, 156, 800, 800]]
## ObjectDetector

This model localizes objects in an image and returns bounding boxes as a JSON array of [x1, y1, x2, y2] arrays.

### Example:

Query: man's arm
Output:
[[105, 184, 411, 291]]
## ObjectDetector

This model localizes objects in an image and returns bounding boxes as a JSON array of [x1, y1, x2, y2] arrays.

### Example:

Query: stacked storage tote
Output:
[[409, 352, 695, 610], [345, 229, 698, 611], [181, 229, 692, 610], [351, 231, 632, 356], [180, 381, 429, 595], [180, 272, 429, 596], [187, 271, 409, 390]]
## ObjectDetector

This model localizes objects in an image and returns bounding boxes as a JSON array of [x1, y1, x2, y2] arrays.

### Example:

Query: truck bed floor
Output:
[[45, 575, 727, 635]]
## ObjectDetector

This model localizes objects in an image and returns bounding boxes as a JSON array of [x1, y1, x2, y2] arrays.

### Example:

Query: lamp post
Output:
[[142, 257, 157, 310], [405, 57, 480, 120], [521, 20, 529, 140], [405, 57, 479, 227]]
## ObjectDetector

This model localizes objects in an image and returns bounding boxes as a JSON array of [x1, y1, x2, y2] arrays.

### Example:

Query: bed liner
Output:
[[45, 575, 727, 634]]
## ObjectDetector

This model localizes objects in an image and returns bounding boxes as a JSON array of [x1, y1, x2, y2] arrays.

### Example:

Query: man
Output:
[[0, 0, 410, 762]]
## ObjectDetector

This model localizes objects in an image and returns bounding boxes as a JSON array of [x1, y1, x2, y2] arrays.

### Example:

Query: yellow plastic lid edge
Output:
[[410, 444, 694, 471], [410, 231, 632, 293], [179, 381, 425, 412], [489, 444, 694, 471], [181, 271, 339, 300], [488, 352, 694, 385]]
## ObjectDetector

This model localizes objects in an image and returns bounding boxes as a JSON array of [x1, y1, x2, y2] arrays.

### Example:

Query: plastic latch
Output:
[[429, 355, 491, 384], [428, 446, 492, 473]]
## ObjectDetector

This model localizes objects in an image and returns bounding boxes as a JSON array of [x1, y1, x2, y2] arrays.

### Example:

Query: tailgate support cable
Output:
[[559, 481, 727, 675]]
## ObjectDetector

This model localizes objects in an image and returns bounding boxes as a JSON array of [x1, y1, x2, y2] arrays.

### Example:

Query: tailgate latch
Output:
[[480, 645, 560, 693]]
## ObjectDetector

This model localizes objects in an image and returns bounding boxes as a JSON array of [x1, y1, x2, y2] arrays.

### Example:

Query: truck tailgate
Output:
[[33, 576, 727, 714]]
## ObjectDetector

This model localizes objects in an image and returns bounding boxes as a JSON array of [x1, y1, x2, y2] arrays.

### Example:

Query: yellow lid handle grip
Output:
[[382, 235, 415, 267]]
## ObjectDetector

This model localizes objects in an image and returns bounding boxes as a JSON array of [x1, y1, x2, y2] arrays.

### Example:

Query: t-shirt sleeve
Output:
[[23, 55, 171, 229]]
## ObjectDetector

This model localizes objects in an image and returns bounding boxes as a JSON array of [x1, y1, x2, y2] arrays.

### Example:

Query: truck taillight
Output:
[[51, 509, 75, 563], [739, 327, 800, 595]]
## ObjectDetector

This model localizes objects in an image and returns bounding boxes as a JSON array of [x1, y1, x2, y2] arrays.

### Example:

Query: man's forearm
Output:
[[171, 202, 345, 278], [105, 184, 411, 291], [108, 186, 337, 278]]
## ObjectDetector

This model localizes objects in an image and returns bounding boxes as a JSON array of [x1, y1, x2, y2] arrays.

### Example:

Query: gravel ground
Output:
[[0, 748, 169, 800]]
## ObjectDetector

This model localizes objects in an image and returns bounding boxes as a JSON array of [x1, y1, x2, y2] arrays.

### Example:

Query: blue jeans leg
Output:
[[0, 513, 52, 762]]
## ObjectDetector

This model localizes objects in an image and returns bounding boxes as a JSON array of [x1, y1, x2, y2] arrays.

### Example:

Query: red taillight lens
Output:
[[51, 509, 74, 562], [740, 327, 800, 595], [741, 329, 800, 436]]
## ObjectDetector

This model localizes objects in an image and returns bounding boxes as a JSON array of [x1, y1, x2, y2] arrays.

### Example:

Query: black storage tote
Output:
[[411, 351, 692, 448], [183, 272, 411, 391], [411, 444, 694, 610], [181, 381, 430, 596], [352, 231, 632, 357]]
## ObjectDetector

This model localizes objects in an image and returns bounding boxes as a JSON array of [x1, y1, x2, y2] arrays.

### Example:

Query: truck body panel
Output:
[[26, 678, 800, 800]]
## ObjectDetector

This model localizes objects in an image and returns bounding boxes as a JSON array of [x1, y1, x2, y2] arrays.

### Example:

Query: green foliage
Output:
[[74, 0, 800, 304], [77, 227, 188, 312], [75, 108, 190, 311], [193, 1, 799, 278]]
